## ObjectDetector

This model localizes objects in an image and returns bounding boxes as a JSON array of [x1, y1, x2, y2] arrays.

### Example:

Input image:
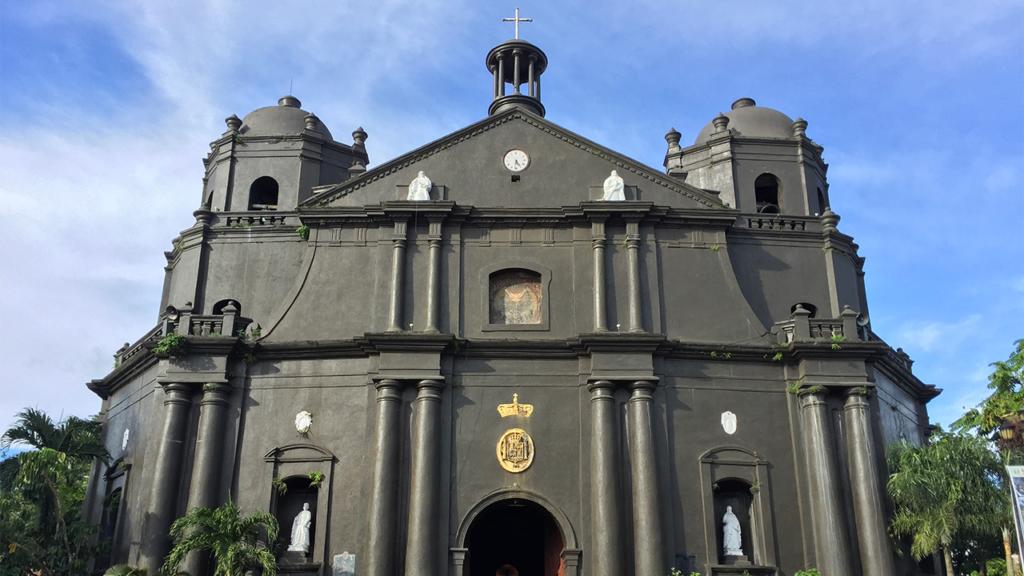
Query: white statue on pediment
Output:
[[408, 171, 432, 201], [602, 170, 625, 201]]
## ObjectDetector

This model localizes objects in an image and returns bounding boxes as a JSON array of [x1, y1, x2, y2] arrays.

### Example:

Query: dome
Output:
[[694, 98, 794, 145], [240, 95, 334, 141]]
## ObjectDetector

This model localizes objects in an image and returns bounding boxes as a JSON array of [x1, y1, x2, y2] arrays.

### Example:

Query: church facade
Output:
[[84, 37, 940, 576]]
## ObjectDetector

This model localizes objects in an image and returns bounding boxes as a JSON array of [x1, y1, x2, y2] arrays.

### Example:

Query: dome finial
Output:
[[731, 97, 756, 110], [279, 95, 302, 108], [712, 113, 730, 133], [792, 117, 808, 138]]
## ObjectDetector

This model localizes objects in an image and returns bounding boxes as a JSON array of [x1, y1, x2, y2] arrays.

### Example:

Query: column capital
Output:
[[199, 383, 231, 407], [161, 383, 193, 405], [628, 380, 658, 399], [415, 379, 445, 402], [844, 386, 872, 400], [587, 379, 617, 393], [798, 387, 830, 408], [375, 379, 403, 402]]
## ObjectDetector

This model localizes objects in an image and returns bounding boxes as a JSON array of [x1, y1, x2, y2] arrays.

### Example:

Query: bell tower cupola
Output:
[[665, 98, 831, 216], [487, 9, 547, 117]]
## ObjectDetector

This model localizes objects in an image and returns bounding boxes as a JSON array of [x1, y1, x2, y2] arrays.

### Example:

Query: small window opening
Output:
[[511, 174, 521, 182], [816, 187, 826, 215], [212, 299, 240, 316], [791, 303, 818, 318], [489, 269, 542, 325], [249, 176, 279, 210], [754, 173, 781, 214]]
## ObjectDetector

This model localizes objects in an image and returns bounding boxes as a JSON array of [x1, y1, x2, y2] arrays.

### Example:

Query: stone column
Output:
[[425, 218, 443, 333], [405, 379, 445, 576], [800, 389, 854, 576], [625, 218, 644, 332], [592, 218, 608, 332], [182, 383, 231, 574], [186, 384, 231, 510], [140, 383, 193, 573], [588, 380, 625, 576], [366, 380, 403, 576], [628, 381, 666, 576], [387, 219, 408, 332], [844, 389, 897, 576]]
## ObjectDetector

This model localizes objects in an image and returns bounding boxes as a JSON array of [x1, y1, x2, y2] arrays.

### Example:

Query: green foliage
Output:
[[0, 409, 110, 576], [296, 225, 310, 241], [667, 569, 700, 576], [831, 333, 845, 350], [772, 352, 783, 362], [202, 384, 222, 393], [242, 353, 258, 366], [953, 339, 1024, 436], [787, 380, 803, 395], [806, 385, 822, 395], [710, 244, 720, 251], [153, 333, 187, 357], [794, 570, 820, 576], [308, 471, 325, 488], [103, 565, 149, 576], [271, 477, 287, 495], [163, 499, 279, 576], [887, 429, 1004, 563]]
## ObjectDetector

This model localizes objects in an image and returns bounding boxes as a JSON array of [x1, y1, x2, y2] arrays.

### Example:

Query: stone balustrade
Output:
[[774, 304, 861, 345]]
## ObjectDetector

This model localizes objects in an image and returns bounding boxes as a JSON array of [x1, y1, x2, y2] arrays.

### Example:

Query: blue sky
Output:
[[1, 0, 1021, 434]]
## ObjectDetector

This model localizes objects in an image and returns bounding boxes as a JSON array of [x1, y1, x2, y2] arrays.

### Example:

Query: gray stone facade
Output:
[[84, 39, 939, 576]]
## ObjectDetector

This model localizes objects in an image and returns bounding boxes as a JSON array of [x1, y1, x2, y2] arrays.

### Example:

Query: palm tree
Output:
[[163, 499, 280, 576], [103, 565, 149, 576], [1, 407, 110, 489], [888, 429, 1005, 575]]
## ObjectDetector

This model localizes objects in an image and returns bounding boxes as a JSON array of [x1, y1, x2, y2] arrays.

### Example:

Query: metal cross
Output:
[[502, 8, 532, 39]]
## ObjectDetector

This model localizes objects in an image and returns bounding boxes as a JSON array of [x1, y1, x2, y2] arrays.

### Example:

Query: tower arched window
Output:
[[249, 176, 279, 210], [816, 187, 826, 215], [754, 173, 781, 214]]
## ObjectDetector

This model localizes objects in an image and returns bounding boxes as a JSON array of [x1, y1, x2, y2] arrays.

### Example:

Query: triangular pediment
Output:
[[301, 109, 724, 210]]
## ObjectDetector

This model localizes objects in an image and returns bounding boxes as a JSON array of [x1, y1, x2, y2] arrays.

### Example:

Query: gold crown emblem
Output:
[[497, 393, 533, 418]]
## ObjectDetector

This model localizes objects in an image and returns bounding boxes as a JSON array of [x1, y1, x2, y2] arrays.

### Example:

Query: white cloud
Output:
[[898, 315, 983, 354]]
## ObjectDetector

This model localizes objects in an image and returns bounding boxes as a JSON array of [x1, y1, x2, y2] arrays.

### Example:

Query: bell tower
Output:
[[487, 9, 547, 117]]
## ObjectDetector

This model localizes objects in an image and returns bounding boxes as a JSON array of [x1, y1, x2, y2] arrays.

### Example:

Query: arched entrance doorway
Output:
[[465, 498, 564, 576]]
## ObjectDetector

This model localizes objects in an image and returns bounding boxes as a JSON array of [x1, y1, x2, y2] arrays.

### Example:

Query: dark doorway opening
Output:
[[466, 499, 564, 576]]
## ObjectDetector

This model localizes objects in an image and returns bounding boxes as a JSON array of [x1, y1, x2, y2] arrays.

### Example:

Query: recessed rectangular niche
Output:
[[275, 477, 317, 563], [489, 269, 542, 325]]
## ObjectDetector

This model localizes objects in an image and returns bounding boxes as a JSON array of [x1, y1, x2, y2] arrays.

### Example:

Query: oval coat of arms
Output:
[[496, 428, 535, 473], [721, 411, 738, 435]]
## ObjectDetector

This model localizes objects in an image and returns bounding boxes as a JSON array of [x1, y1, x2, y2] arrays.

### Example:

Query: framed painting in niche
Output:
[[480, 262, 551, 332], [490, 269, 542, 325]]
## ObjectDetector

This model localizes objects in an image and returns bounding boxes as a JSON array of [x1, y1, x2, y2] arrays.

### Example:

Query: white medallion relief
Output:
[[721, 411, 737, 435], [122, 428, 130, 450], [295, 411, 313, 435]]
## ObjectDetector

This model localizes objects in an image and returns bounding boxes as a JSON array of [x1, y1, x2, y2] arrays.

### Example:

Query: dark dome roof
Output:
[[240, 96, 333, 141], [694, 98, 794, 145]]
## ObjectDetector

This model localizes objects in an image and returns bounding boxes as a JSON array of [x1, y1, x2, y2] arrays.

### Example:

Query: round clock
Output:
[[503, 149, 530, 172]]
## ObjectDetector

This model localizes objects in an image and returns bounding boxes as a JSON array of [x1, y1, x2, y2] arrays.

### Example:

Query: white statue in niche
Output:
[[601, 170, 625, 201], [407, 171, 432, 201], [288, 502, 312, 553], [723, 505, 743, 556]]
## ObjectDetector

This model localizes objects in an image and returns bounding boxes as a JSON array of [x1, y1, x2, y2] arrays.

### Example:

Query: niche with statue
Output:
[[275, 476, 318, 563]]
